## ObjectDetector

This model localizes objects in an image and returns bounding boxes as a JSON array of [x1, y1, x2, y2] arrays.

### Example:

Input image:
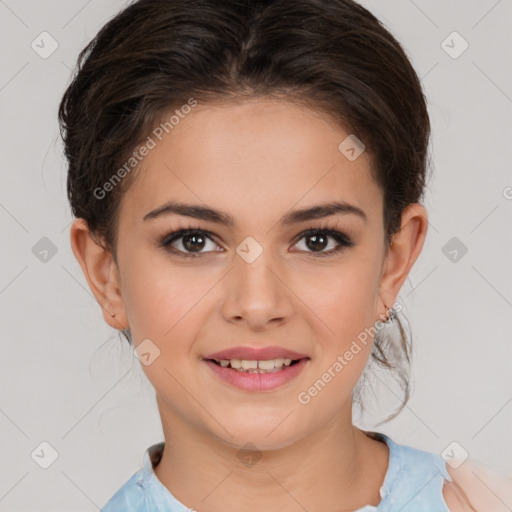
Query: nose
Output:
[[221, 245, 295, 330]]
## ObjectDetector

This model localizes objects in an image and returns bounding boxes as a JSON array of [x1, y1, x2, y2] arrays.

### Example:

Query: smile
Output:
[[211, 357, 298, 372], [203, 357, 310, 391]]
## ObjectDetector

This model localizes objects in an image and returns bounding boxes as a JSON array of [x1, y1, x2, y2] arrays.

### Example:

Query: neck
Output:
[[153, 397, 389, 512]]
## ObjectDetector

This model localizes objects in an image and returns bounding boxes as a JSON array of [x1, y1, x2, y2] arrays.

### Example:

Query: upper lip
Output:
[[204, 346, 309, 361]]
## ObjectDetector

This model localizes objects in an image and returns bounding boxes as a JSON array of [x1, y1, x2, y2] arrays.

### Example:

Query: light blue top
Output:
[[100, 431, 453, 511]]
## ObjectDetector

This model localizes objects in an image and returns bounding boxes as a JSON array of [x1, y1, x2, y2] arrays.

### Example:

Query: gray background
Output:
[[1, 0, 511, 510]]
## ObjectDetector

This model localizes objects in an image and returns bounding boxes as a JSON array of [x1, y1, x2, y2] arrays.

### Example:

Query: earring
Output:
[[111, 312, 116, 318], [384, 304, 396, 323]]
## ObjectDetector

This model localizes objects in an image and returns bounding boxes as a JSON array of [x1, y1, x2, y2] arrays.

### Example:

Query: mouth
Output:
[[202, 356, 310, 391], [205, 357, 308, 373]]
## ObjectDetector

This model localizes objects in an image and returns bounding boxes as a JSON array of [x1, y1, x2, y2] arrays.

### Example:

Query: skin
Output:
[[445, 461, 512, 511], [70, 98, 429, 512]]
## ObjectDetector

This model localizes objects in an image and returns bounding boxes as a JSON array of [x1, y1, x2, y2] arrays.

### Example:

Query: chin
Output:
[[212, 419, 305, 453]]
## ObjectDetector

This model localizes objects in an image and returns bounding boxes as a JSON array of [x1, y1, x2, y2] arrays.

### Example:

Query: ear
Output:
[[69, 218, 129, 331], [378, 203, 428, 309]]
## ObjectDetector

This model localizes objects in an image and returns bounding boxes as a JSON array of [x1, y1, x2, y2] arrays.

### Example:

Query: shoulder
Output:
[[442, 478, 478, 511], [369, 433, 511, 512], [100, 469, 146, 512], [100, 442, 165, 512], [443, 459, 512, 512]]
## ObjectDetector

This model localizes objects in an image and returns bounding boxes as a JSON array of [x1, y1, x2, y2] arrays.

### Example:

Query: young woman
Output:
[[59, 0, 509, 510]]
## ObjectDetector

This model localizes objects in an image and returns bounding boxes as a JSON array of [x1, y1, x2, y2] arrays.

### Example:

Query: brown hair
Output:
[[58, 0, 431, 423]]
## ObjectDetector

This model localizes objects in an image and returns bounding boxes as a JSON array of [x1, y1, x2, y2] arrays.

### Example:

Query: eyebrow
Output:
[[143, 200, 367, 225]]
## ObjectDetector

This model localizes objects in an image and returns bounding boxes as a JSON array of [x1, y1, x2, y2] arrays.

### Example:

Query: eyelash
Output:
[[159, 223, 355, 259]]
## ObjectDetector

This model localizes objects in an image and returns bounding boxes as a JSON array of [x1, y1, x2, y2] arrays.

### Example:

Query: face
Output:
[[106, 98, 394, 449]]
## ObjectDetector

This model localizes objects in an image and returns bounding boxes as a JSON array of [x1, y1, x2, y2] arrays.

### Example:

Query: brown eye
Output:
[[304, 233, 329, 251], [293, 229, 354, 257], [161, 229, 221, 257], [181, 233, 207, 252]]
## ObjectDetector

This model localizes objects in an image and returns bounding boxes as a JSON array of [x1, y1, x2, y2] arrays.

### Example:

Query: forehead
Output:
[[119, 98, 382, 228]]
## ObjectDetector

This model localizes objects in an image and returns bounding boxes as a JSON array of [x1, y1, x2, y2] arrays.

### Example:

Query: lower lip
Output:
[[203, 358, 309, 391]]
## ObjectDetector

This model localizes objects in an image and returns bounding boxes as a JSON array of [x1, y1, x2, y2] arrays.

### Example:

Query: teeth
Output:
[[241, 360, 258, 370], [257, 359, 276, 370], [215, 357, 298, 372]]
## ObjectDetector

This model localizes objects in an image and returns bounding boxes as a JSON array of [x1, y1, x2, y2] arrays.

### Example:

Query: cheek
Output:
[[119, 255, 208, 387], [119, 249, 218, 344], [118, 248, 180, 338], [296, 255, 381, 347], [295, 265, 379, 414]]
